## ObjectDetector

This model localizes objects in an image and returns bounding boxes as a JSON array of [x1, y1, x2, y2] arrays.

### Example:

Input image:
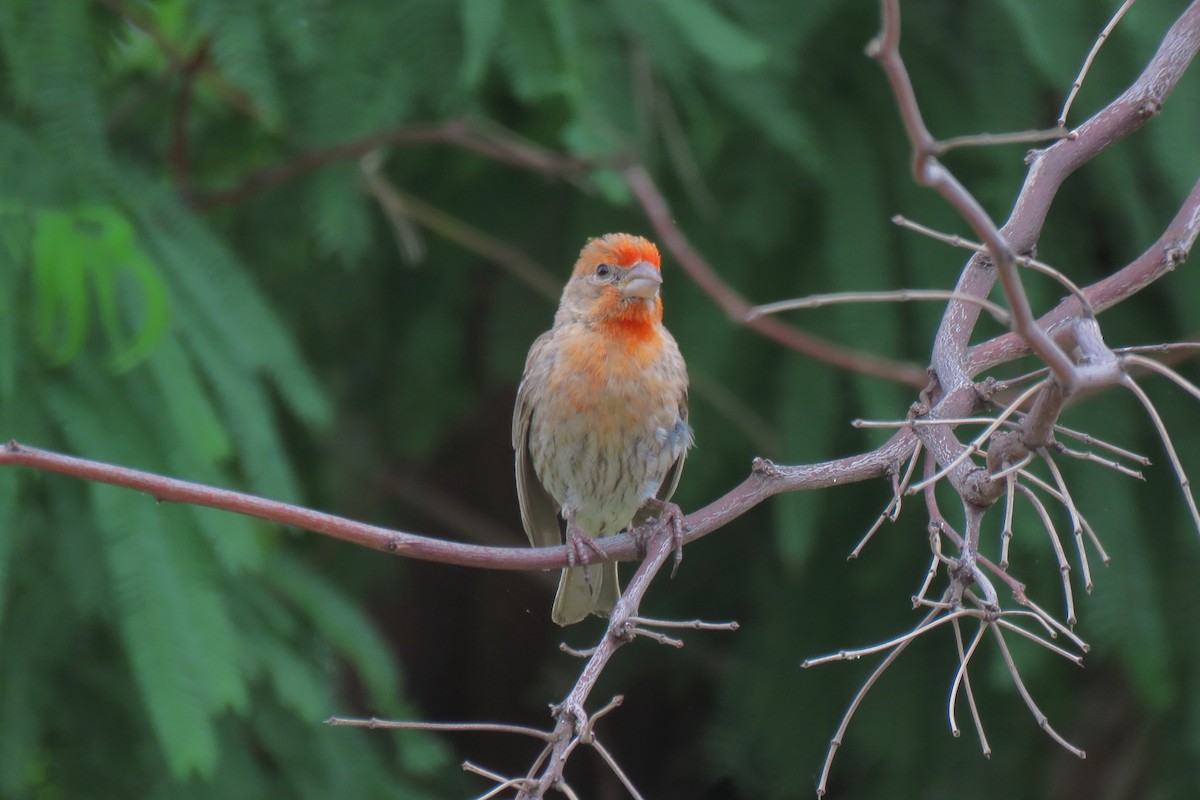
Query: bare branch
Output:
[[851, 443, 922, 558], [325, 717, 553, 740], [949, 619, 989, 754], [935, 127, 1068, 154], [1040, 449, 1093, 592], [869, 0, 1077, 387], [802, 608, 979, 668], [907, 380, 1048, 495], [994, 618, 1085, 665], [891, 215, 1094, 317], [1014, 482, 1076, 625], [1059, 0, 1139, 127], [621, 163, 928, 387], [748, 289, 1011, 326], [1122, 377, 1200, 535], [814, 603, 943, 797], [990, 626, 1086, 758]]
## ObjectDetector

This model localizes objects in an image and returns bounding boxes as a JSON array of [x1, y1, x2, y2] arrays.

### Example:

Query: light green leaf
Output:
[[31, 209, 89, 364]]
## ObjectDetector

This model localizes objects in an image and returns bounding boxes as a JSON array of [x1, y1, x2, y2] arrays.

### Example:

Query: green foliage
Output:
[[1, 0, 1197, 797]]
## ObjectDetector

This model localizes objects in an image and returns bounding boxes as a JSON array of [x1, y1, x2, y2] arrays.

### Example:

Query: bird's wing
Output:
[[513, 333, 563, 549], [656, 389, 692, 504]]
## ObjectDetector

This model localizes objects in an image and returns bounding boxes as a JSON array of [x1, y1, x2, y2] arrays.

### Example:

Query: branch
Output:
[[621, 163, 928, 387], [969, 173, 1200, 375], [869, 0, 1076, 388], [0, 440, 899, 571], [188, 119, 613, 211]]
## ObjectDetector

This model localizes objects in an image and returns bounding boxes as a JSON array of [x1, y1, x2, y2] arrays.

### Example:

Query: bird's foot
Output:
[[565, 524, 604, 584], [635, 499, 688, 578]]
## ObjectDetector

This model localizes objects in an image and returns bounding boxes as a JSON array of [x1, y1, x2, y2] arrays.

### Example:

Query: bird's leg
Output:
[[636, 499, 688, 578], [564, 508, 604, 584]]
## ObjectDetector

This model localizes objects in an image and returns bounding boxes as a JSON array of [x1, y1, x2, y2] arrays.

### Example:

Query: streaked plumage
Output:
[[513, 233, 692, 625]]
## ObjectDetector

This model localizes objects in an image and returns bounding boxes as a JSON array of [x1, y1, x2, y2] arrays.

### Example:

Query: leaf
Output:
[[79, 204, 171, 372], [29, 205, 170, 371], [31, 209, 89, 364], [774, 354, 838, 567], [147, 332, 232, 466], [459, 0, 506, 88], [654, 0, 769, 71], [264, 552, 400, 710], [43, 381, 248, 777]]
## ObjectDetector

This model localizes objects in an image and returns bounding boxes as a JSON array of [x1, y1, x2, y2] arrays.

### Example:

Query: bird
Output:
[[513, 233, 692, 625]]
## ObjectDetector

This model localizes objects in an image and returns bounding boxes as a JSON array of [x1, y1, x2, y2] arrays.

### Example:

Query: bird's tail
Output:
[[551, 562, 620, 626]]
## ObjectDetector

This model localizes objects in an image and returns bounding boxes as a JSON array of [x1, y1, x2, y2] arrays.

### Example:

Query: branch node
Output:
[[752, 457, 779, 477]]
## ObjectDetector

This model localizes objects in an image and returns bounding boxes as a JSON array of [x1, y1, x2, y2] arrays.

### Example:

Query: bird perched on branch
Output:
[[513, 233, 693, 625]]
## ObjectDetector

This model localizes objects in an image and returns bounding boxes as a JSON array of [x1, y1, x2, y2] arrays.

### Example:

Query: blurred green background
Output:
[[2, 0, 1199, 797]]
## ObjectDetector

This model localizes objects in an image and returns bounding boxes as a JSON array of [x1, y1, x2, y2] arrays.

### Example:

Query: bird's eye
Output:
[[595, 263, 611, 278]]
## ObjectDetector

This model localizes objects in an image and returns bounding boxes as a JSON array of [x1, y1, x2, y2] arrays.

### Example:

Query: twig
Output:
[[851, 444, 922, 558], [1039, 449, 1093, 592], [621, 163, 929, 388], [907, 380, 1048, 494], [0, 439, 899, 573], [869, 0, 1077, 388], [625, 616, 740, 631], [1124, 353, 1200, 403], [1041, 421, 1151, 465], [802, 608, 978, 667], [1015, 595, 1090, 654], [814, 603, 942, 797], [463, 763, 534, 800], [994, 618, 1085, 665], [948, 619, 989, 754], [592, 738, 647, 800], [1000, 473, 1017, 569], [1050, 441, 1145, 480], [891, 215, 1095, 318], [1059, 0, 1139, 127], [325, 717, 553, 740], [1122, 376, 1200, 536], [360, 154, 562, 300], [748, 289, 1011, 326], [1014, 482, 1076, 625], [990, 625, 1086, 758], [935, 127, 1068, 154], [913, 538, 941, 607], [853, 416, 1018, 429]]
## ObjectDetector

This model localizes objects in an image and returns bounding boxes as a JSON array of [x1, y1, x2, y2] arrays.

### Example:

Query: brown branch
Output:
[[358, 159, 562, 302], [870, 0, 1075, 387], [188, 119, 616, 211], [0, 440, 898, 572], [969, 174, 1200, 374], [518, 526, 678, 798], [871, 0, 1200, 402], [620, 163, 929, 388], [169, 39, 210, 200]]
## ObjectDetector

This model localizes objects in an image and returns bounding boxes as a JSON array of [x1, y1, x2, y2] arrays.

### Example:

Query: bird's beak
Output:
[[621, 261, 662, 299]]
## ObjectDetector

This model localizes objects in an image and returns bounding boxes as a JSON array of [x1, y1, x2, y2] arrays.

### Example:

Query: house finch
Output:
[[513, 233, 692, 625]]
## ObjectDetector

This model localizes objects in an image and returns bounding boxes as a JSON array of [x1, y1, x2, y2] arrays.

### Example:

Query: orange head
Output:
[[556, 234, 664, 336]]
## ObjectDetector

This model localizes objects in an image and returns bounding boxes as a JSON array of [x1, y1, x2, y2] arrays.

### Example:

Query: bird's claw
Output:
[[636, 500, 688, 578], [565, 525, 604, 584]]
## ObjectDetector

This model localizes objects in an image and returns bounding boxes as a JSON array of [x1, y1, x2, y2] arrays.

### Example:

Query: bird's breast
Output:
[[527, 322, 687, 534]]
